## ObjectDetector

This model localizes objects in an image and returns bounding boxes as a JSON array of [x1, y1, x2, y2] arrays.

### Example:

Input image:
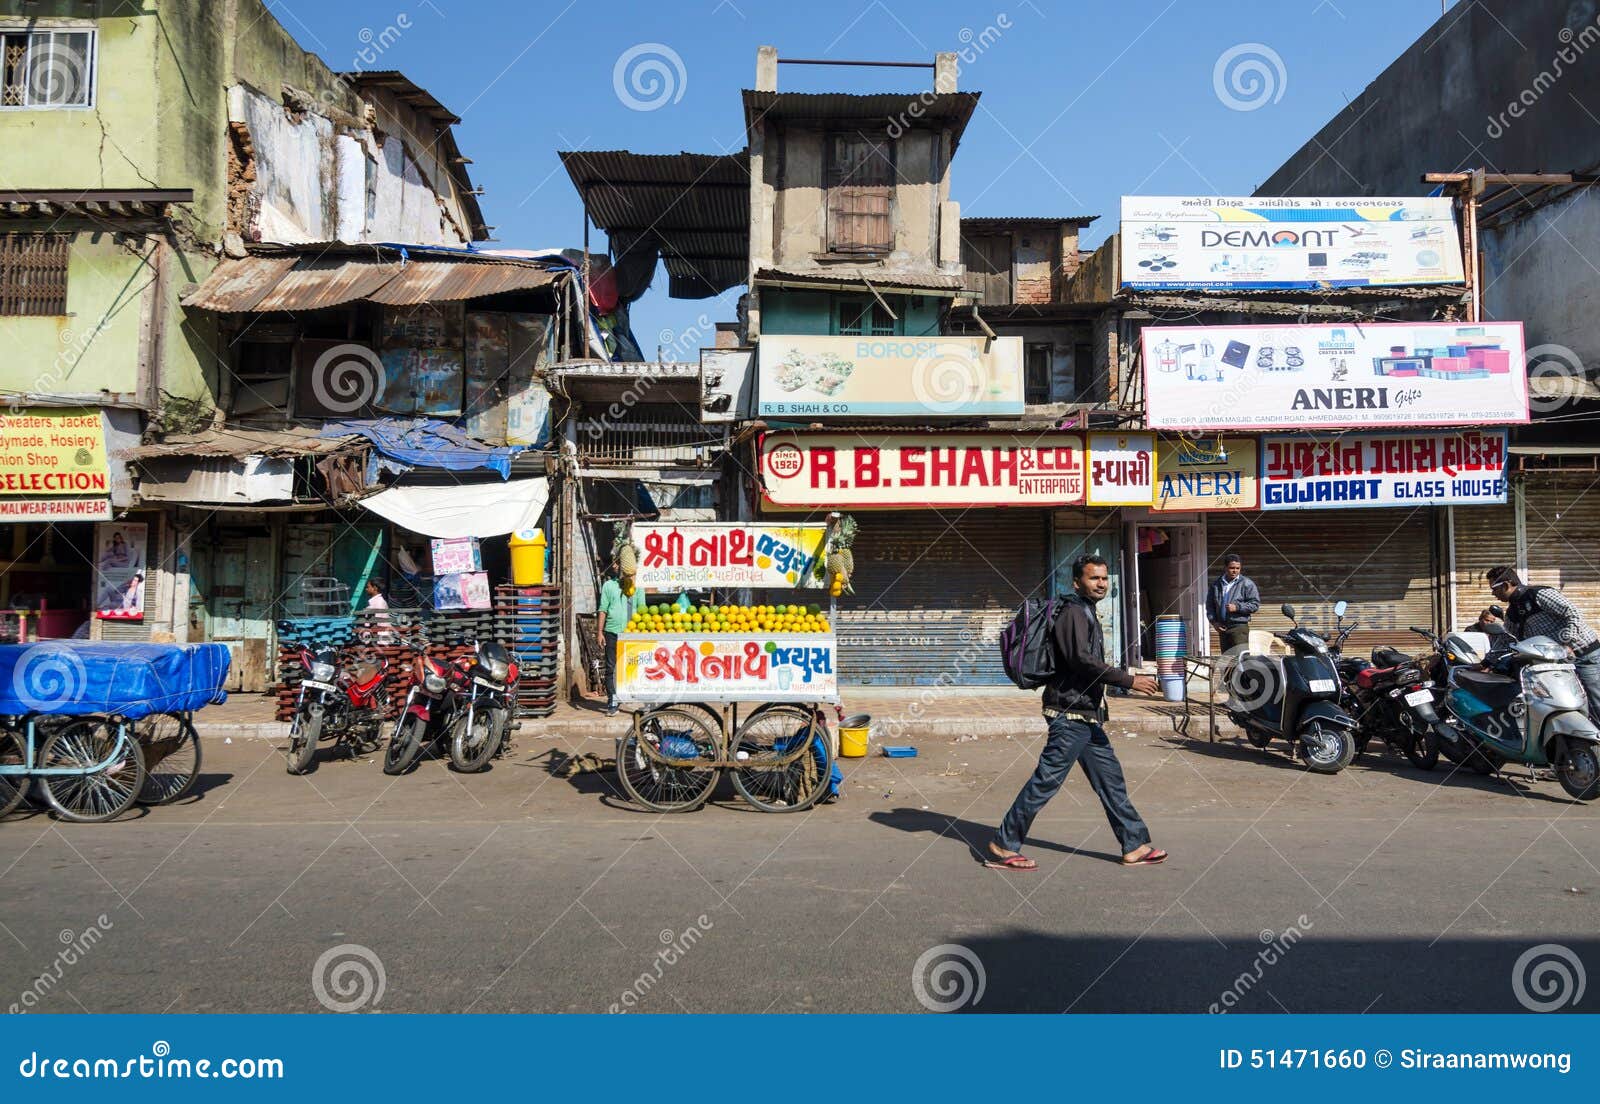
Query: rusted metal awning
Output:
[[118, 427, 361, 460], [182, 250, 561, 313]]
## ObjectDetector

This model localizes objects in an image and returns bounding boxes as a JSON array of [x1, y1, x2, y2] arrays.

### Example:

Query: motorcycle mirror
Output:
[[1333, 600, 1348, 618], [1280, 603, 1296, 620]]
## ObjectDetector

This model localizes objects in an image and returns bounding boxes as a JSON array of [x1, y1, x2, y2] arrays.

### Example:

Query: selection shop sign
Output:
[[1120, 195, 1465, 289], [616, 635, 839, 703], [1087, 433, 1156, 506], [1154, 436, 1259, 512], [1260, 429, 1508, 511], [634, 523, 827, 589], [757, 335, 1024, 417], [1142, 321, 1529, 431], [760, 432, 1085, 508], [0, 407, 111, 518]]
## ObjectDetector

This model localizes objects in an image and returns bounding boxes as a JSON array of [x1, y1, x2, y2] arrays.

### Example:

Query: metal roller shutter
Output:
[[1522, 475, 1600, 625], [836, 509, 1049, 686], [1450, 500, 1517, 630], [1205, 507, 1441, 652]]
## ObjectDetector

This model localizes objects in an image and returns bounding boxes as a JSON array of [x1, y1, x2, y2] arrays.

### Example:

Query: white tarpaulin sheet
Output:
[[356, 477, 549, 538]]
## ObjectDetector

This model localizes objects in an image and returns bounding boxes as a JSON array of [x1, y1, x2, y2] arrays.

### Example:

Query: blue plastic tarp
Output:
[[0, 642, 230, 720], [322, 418, 519, 479]]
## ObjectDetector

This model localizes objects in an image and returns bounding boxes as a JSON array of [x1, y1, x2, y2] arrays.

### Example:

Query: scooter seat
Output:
[[1355, 665, 1397, 691], [1371, 646, 1411, 668]]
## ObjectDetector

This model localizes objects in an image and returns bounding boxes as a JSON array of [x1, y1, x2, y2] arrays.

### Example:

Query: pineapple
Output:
[[826, 515, 857, 594], [618, 543, 638, 574]]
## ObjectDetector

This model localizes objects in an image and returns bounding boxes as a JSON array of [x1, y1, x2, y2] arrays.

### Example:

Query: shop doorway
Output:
[[191, 528, 273, 692], [1053, 522, 1123, 666], [0, 523, 96, 640], [1127, 521, 1206, 664]]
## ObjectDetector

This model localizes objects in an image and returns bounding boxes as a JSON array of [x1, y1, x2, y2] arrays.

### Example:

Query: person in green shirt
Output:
[[597, 559, 644, 715]]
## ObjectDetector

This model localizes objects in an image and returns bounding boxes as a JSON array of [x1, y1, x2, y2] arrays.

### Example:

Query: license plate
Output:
[[1405, 689, 1433, 707], [1308, 679, 1336, 693], [474, 676, 501, 690], [302, 680, 336, 693]]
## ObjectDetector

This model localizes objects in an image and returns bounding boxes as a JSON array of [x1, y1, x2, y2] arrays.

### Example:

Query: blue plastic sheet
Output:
[[0, 642, 230, 720], [321, 418, 519, 479]]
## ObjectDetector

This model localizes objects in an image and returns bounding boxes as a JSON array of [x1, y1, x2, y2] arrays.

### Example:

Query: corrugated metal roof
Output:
[[963, 215, 1099, 228], [754, 266, 967, 293], [742, 90, 980, 148], [181, 250, 560, 313], [119, 427, 361, 460]]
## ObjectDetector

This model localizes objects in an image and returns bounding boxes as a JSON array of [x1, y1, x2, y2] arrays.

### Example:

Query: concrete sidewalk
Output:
[[192, 686, 1222, 744]]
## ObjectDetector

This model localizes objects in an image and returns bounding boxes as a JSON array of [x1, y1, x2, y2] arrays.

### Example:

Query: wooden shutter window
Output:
[[0, 233, 71, 316], [827, 133, 894, 254]]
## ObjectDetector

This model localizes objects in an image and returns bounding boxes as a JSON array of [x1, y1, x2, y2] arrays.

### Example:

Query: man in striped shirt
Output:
[[1487, 565, 1600, 722]]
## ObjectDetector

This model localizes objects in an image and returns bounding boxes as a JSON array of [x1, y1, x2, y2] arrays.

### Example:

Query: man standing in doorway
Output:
[[1488, 565, 1600, 721], [987, 554, 1167, 871], [1207, 553, 1261, 653], [597, 559, 644, 716]]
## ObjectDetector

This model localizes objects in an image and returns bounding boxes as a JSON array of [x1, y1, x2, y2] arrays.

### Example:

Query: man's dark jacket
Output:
[[1044, 591, 1132, 714], [1206, 574, 1261, 629]]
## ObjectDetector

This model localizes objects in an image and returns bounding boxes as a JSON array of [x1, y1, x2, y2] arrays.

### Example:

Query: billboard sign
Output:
[[1259, 429, 1508, 510], [1154, 436, 1259, 512], [1120, 196, 1465, 289], [757, 335, 1024, 417]]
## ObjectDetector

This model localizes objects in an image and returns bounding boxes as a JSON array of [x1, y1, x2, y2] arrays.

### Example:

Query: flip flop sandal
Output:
[[984, 852, 1037, 871], [1122, 848, 1168, 866]]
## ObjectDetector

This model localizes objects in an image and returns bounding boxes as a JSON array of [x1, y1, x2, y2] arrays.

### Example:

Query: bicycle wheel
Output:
[[383, 714, 427, 776], [137, 713, 202, 804], [729, 704, 834, 813], [39, 720, 146, 824], [0, 727, 30, 817], [448, 707, 499, 773], [617, 706, 721, 813]]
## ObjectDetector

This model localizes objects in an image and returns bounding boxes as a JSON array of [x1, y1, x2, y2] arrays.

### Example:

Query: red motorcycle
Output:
[[284, 630, 390, 775], [383, 641, 517, 775]]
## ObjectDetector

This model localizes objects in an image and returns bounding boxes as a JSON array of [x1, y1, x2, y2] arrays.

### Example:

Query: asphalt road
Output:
[[1, 723, 1596, 1014]]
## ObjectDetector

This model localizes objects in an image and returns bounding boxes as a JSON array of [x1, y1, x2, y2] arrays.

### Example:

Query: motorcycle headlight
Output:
[[423, 672, 448, 695], [482, 655, 509, 682], [311, 661, 337, 683]]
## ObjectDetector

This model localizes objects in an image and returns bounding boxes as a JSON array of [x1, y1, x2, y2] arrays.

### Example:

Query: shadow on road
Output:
[[868, 807, 1123, 866]]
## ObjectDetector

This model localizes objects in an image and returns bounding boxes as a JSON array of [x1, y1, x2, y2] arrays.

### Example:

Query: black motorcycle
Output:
[[384, 640, 516, 776], [1225, 601, 1359, 773]]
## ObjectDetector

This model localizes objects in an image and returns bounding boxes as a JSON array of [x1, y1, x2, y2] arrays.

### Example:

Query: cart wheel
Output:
[[617, 707, 721, 812], [38, 720, 146, 824], [0, 727, 30, 818], [137, 713, 202, 804], [448, 708, 499, 773], [729, 704, 835, 813]]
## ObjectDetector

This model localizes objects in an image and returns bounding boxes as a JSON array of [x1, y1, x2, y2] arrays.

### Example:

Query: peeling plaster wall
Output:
[[229, 84, 335, 243]]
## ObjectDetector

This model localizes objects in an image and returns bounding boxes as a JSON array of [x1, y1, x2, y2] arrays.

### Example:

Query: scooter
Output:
[[1328, 607, 1445, 770], [284, 629, 389, 776], [1416, 626, 1600, 801], [1225, 601, 1359, 773]]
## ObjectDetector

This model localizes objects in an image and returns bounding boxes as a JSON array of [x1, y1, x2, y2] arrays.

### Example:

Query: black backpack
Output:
[[999, 596, 1063, 690]]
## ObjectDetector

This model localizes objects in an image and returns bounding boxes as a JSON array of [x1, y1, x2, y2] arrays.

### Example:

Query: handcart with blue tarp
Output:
[[609, 517, 852, 813], [0, 642, 230, 822]]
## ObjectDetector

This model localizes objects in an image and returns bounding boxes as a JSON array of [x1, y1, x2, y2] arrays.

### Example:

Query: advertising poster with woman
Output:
[[93, 521, 147, 620]]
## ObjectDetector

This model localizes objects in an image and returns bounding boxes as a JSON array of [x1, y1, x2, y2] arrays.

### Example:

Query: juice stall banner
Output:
[[1087, 433, 1157, 506], [1120, 195, 1465, 289], [1141, 321, 1528, 431], [632, 523, 827, 589], [616, 635, 839, 703], [1259, 429, 1508, 511], [757, 335, 1024, 417], [0, 407, 108, 495], [93, 520, 147, 620], [1154, 436, 1259, 511], [760, 432, 1085, 509]]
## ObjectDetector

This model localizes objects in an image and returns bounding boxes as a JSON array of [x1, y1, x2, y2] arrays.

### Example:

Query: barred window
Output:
[[0, 234, 71, 316], [1, 28, 96, 109]]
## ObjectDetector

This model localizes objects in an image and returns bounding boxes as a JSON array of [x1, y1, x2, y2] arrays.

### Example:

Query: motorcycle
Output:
[[1225, 601, 1359, 773], [1415, 625, 1600, 801], [284, 628, 389, 775], [1327, 608, 1445, 770], [383, 641, 517, 775]]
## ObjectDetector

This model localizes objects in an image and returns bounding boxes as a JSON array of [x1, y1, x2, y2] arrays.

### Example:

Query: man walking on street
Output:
[[1207, 553, 1260, 653], [1487, 565, 1600, 721], [988, 554, 1167, 871], [597, 559, 643, 716]]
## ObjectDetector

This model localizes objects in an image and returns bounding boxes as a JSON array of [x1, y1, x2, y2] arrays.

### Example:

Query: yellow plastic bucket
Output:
[[839, 713, 871, 758], [510, 528, 547, 585]]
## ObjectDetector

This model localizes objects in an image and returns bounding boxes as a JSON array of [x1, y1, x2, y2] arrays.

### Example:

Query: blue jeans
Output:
[[997, 716, 1151, 855], [1576, 649, 1600, 725]]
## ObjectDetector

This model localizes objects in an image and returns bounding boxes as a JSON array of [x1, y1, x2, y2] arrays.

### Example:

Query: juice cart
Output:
[[612, 517, 847, 813]]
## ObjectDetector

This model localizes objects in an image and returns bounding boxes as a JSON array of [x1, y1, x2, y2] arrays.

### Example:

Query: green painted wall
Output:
[[760, 289, 944, 336]]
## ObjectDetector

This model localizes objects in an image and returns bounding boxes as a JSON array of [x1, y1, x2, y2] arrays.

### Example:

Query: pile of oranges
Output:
[[625, 603, 831, 635]]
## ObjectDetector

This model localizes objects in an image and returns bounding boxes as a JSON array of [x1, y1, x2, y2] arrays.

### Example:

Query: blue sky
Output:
[[268, 0, 1453, 350]]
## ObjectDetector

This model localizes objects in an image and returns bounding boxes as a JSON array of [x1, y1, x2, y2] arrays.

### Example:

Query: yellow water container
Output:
[[510, 528, 547, 585], [839, 713, 871, 758]]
